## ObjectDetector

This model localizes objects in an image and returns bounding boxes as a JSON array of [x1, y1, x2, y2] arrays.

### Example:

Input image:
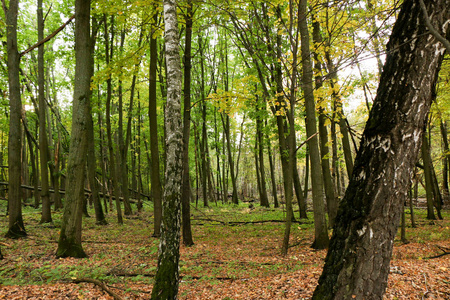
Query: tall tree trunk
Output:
[[299, 0, 329, 249], [411, 171, 418, 228], [220, 45, 239, 205], [266, 124, 279, 208], [134, 96, 142, 211], [149, 7, 162, 236], [37, 0, 52, 224], [87, 109, 107, 225], [303, 146, 309, 201], [440, 120, 449, 201], [98, 80, 108, 214], [274, 14, 294, 254], [324, 27, 354, 179], [198, 36, 209, 207], [293, 157, 307, 218], [56, 0, 92, 258], [331, 107, 342, 197], [117, 30, 133, 216], [256, 100, 269, 207], [151, 0, 183, 297], [422, 132, 437, 220], [24, 122, 39, 209], [313, 1, 449, 298], [430, 159, 443, 219], [86, 22, 106, 225], [104, 15, 123, 225], [21, 130, 29, 201], [5, 0, 27, 239], [312, 15, 338, 227], [214, 108, 224, 203], [181, 0, 194, 246], [222, 115, 239, 205], [53, 133, 63, 210], [254, 139, 262, 201], [331, 83, 354, 179]]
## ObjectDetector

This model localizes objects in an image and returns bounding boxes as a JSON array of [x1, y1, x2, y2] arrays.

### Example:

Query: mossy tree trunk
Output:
[[151, 0, 183, 298], [313, 1, 449, 298], [55, 0, 91, 259]]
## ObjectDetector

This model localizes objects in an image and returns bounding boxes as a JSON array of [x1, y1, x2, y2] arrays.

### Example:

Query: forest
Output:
[[0, 0, 449, 299]]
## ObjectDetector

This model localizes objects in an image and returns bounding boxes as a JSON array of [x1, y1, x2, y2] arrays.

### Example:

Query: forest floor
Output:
[[0, 200, 449, 299]]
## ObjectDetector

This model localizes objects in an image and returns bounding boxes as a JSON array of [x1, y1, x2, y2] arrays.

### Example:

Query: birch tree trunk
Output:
[[313, 0, 450, 298], [151, 0, 183, 297]]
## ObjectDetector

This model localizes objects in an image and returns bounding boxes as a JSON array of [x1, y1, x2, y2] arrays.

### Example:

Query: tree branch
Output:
[[295, 132, 319, 153], [419, 0, 450, 54], [20, 14, 75, 57], [72, 278, 123, 300]]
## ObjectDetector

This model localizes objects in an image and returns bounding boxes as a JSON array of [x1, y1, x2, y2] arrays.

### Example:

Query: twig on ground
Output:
[[72, 278, 123, 300], [425, 245, 450, 259], [105, 283, 151, 294]]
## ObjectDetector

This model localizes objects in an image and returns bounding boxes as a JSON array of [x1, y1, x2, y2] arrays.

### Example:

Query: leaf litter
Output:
[[0, 205, 448, 299]]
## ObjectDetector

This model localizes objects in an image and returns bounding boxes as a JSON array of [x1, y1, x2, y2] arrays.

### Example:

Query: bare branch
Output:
[[20, 14, 75, 57], [419, 0, 450, 54], [72, 278, 123, 300]]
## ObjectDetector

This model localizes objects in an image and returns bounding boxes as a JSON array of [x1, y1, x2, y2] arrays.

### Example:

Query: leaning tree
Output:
[[313, 0, 450, 299]]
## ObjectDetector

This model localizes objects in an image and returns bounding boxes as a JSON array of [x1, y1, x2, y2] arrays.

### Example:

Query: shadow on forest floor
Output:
[[0, 201, 449, 299]]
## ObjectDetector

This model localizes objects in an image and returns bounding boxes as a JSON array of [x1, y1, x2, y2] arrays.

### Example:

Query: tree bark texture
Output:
[[86, 18, 106, 225], [56, 0, 91, 258], [149, 7, 163, 236], [422, 132, 437, 220], [37, 0, 52, 224], [312, 16, 338, 227], [266, 126, 279, 208], [440, 121, 449, 200], [256, 102, 269, 208], [117, 30, 133, 216], [6, 0, 27, 239], [181, 0, 194, 246], [104, 15, 123, 225], [299, 0, 329, 249], [313, 1, 450, 298], [151, 0, 183, 298]]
